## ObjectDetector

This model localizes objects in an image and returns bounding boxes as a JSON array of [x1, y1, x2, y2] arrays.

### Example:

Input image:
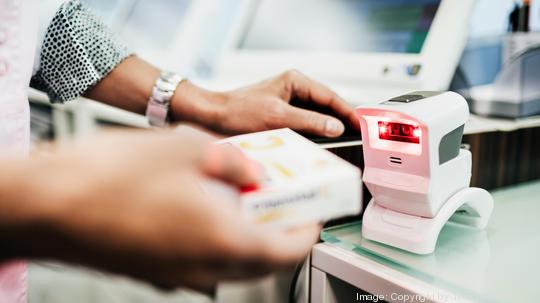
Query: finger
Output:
[[200, 144, 262, 186], [256, 224, 321, 267], [282, 105, 345, 137], [282, 71, 361, 132]]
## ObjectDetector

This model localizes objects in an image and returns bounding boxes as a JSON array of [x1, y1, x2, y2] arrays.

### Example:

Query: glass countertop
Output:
[[321, 181, 540, 303]]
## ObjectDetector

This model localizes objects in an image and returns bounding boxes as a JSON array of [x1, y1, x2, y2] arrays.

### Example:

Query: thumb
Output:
[[200, 143, 262, 187]]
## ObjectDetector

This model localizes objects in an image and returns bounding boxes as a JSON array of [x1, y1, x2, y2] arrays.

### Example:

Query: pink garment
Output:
[[0, 0, 39, 302]]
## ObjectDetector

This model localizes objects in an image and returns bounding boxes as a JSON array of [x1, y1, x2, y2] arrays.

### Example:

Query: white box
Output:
[[219, 128, 362, 228]]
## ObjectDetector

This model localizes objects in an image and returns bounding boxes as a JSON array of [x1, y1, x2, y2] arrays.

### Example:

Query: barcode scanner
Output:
[[355, 91, 493, 254]]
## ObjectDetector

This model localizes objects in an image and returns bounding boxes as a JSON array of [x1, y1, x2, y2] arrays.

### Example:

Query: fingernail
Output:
[[325, 119, 344, 136]]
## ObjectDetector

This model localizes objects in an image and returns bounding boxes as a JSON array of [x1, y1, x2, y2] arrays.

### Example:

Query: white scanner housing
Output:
[[358, 91, 469, 218], [356, 91, 493, 254]]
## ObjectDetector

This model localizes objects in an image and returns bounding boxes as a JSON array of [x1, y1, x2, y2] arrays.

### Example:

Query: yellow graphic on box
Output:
[[239, 136, 284, 150], [255, 210, 285, 223], [270, 162, 294, 178]]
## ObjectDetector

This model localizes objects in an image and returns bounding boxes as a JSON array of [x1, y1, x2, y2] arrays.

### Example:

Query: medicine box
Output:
[[219, 128, 362, 228]]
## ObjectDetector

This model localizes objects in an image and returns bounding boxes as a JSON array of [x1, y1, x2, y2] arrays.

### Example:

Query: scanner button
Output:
[[389, 94, 424, 103], [382, 209, 420, 228]]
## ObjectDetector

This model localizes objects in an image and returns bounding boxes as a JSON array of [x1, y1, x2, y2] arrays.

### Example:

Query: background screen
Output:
[[82, 0, 193, 49], [239, 0, 441, 54]]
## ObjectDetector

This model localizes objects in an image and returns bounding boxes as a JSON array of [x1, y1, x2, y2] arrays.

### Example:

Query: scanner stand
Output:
[[361, 187, 494, 255]]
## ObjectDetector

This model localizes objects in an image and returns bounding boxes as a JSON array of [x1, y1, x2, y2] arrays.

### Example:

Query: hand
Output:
[[171, 70, 360, 137], [0, 127, 320, 292], [84, 57, 358, 137]]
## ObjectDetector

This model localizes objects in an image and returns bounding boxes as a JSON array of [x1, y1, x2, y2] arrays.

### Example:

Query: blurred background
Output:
[[79, 0, 540, 79], [80, 0, 539, 78]]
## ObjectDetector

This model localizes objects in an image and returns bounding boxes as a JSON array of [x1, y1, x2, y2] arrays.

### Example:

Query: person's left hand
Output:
[[170, 70, 360, 137]]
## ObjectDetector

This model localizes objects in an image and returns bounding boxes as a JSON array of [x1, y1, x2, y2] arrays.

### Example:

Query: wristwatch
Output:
[[145, 71, 184, 127]]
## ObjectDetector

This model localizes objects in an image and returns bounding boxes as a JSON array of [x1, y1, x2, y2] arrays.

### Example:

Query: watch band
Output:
[[146, 71, 183, 127]]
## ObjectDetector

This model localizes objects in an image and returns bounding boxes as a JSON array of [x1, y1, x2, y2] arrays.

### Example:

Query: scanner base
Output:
[[362, 187, 493, 254]]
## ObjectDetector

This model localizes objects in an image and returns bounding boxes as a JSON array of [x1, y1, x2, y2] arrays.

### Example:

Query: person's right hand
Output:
[[169, 70, 360, 137], [1, 127, 320, 292]]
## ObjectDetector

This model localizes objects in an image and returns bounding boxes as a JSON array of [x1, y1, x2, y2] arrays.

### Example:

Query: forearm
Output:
[[0, 156, 117, 265], [84, 56, 222, 127], [83, 56, 160, 115]]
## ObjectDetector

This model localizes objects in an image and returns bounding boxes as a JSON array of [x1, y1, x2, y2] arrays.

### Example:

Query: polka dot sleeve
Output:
[[30, 0, 133, 103]]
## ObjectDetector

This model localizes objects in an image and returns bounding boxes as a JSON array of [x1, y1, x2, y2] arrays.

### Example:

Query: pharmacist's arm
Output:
[[31, 1, 358, 137], [0, 129, 319, 291], [85, 56, 360, 137]]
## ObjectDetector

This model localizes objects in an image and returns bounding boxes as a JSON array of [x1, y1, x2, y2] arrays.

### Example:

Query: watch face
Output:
[[156, 78, 177, 92], [151, 88, 171, 104]]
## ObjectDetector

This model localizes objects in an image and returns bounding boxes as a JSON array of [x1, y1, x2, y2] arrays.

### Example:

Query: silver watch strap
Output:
[[146, 71, 183, 127]]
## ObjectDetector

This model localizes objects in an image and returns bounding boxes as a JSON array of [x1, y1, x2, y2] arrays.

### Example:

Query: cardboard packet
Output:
[[217, 128, 362, 228]]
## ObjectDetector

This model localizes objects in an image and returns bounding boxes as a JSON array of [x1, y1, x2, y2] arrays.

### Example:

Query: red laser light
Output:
[[378, 121, 420, 144]]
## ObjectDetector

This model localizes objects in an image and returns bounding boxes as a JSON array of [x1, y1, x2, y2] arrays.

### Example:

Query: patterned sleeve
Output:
[[30, 0, 133, 103]]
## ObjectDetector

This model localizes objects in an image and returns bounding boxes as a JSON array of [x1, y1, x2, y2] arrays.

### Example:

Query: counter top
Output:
[[320, 180, 540, 303]]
